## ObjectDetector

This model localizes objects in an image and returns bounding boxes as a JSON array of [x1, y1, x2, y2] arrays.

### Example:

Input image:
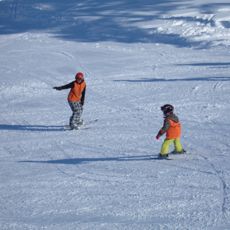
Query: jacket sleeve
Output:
[[161, 118, 170, 132], [55, 81, 74, 90], [157, 118, 170, 137], [80, 86, 86, 105]]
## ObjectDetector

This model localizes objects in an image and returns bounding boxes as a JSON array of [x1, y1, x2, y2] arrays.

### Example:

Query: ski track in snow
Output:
[[1, 0, 230, 229], [200, 155, 229, 220]]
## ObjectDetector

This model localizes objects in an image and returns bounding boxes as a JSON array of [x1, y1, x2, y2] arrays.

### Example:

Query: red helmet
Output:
[[75, 72, 84, 80]]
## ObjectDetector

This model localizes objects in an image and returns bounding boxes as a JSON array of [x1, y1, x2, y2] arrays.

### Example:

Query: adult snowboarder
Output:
[[53, 72, 86, 130], [156, 104, 185, 158]]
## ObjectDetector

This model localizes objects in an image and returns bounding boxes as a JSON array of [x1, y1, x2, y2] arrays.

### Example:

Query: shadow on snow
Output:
[[19, 154, 160, 165], [114, 76, 230, 83], [19, 156, 220, 175], [114, 62, 230, 83], [177, 62, 230, 68], [0, 0, 216, 48], [0, 124, 64, 132]]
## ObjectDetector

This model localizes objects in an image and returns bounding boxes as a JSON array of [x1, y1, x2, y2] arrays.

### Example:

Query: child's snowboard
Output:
[[64, 119, 98, 131]]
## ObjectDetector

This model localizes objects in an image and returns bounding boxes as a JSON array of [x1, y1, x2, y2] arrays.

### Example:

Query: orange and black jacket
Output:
[[55, 81, 86, 105], [157, 113, 181, 139]]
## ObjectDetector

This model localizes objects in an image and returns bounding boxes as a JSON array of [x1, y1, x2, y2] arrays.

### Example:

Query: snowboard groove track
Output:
[[200, 155, 228, 221]]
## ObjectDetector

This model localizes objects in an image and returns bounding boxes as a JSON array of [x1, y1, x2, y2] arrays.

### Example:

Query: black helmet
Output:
[[161, 104, 174, 115]]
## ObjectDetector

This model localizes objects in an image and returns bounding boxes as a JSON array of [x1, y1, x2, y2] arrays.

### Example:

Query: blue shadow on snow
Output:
[[20, 156, 220, 175], [176, 62, 230, 68], [115, 62, 230, 83], [0, 0, 205, 48], [19, 155, 159, 165], [114, 76, 230, 83], [0, 124, 64, 132]]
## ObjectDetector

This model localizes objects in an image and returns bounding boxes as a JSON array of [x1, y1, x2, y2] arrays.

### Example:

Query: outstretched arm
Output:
[[53, 81, 74, 90]]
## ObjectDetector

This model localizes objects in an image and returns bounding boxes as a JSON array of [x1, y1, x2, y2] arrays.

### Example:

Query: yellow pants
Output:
[[160, 138, 183, 155]]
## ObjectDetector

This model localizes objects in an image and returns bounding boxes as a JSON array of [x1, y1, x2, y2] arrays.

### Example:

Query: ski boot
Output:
[[77, 119, 84, 126], [158, 153, 169, 159], [68, 124, 80, 130], [171, 149, 186, 154]]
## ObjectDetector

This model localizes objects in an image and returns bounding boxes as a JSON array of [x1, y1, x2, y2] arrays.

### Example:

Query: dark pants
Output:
[[68, 101, 83, 128]]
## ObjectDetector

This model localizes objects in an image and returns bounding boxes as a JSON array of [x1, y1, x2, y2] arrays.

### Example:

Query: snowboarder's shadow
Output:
[[0, 124, 64, 132], [20, 156, 216, 176], [19, 155, 157, 165]]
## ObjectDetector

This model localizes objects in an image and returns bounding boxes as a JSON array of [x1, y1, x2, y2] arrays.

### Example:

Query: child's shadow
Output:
[[0, 124, 64, 132]]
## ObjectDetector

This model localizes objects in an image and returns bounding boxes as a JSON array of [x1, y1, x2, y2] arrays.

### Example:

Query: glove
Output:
[[156, 130, 163, 140], [53, 87, 61, 90]]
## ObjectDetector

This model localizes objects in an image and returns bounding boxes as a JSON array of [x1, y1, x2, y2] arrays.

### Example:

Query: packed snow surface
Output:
[[0, 0, 230, 229]]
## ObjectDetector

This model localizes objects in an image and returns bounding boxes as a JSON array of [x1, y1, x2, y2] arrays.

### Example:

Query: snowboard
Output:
[[151, 150, 187, 160], [150, 155, 172, 160], [64, 119, 98, 131]]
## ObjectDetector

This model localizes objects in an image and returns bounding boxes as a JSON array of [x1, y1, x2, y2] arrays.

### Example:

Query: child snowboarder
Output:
[[156, 104, 185, 158], [53, 72, 86, 130]]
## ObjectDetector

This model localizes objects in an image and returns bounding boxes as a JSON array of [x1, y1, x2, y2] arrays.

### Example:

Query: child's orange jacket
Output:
[[166, 119, 181, 139], [54, 80, 86, 105], [157, 113, 181, 139], [68, 81, 86, 103]]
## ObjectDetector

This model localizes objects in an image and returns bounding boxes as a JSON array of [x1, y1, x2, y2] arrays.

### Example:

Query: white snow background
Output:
[[0, 0, 230, 229]]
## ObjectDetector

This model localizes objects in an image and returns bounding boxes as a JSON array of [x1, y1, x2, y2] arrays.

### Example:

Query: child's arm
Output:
[[156, 118, 170, 139], [53, 81, 74, 90], [80, 87, 86, 106]]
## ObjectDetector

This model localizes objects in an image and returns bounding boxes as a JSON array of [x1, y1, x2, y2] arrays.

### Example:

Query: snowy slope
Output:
[[0, 0, 230, 229]]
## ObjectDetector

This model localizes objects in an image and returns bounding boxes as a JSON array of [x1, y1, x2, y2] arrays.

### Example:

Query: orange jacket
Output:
[[68, 81, 86, 102], [166, 119, 181, 139], [157, 114, 181, 140]]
